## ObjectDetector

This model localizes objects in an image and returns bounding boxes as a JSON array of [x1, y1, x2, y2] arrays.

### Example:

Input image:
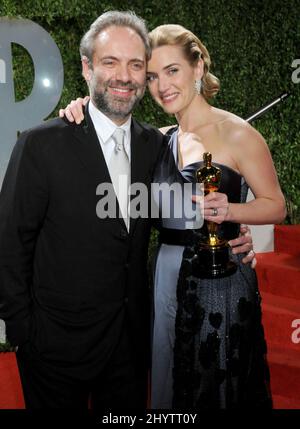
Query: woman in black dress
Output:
[[146, 24, 285, 408]]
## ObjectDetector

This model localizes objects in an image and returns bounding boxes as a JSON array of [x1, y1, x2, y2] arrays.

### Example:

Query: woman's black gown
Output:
[[151, 127, 272, 409]]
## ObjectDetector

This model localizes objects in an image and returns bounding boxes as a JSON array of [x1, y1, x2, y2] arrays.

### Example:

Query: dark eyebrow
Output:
[[130, 58, 145, 63], [99, 56, 118, 61], [100, 56, 145, 63]]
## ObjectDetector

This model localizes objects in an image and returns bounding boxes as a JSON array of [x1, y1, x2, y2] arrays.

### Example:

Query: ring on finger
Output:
[[212, 207, 218, 216]]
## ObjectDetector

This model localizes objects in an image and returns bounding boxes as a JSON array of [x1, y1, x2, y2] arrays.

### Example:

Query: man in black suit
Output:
[[0, 11, 254, 408], [0, 11, 164, 409]]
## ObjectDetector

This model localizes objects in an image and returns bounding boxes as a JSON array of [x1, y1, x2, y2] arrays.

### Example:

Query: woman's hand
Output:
[[203, 191, 230, 224], [192, 193, 256, 268], [204, 193, 257, 268], [59, 96, 90, 124]]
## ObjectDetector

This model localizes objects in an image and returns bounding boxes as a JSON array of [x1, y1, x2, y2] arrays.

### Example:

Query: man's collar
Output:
[[89, 100, 131, 144]]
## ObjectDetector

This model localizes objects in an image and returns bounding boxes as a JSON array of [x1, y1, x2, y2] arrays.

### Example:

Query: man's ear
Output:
[[81, 56, 91, 81]]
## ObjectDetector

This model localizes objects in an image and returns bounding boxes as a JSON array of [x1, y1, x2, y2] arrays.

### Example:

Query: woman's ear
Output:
[[194, 57, 204, 81]]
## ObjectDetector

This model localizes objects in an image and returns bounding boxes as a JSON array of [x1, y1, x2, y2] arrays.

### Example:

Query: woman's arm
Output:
[[205, 122, 286, 225]]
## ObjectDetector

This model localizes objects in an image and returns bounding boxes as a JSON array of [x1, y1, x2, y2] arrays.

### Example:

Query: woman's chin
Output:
[[161, 104, 179, 115]]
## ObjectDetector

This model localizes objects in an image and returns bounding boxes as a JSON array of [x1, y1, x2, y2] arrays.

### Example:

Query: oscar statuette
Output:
[[195, 152, 237, 278]]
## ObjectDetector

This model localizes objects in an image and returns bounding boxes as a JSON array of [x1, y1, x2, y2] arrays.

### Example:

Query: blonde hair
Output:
[[148, 24, 220, 100]]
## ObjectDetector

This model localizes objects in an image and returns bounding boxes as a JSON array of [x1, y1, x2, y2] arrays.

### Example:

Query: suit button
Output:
[[125, 263, 129, 270], [124, 297, 129, 304], [120, 229, 128, 239]]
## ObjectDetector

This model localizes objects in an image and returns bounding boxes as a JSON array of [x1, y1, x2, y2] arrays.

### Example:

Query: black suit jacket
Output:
[[0, 109, 164, 378]]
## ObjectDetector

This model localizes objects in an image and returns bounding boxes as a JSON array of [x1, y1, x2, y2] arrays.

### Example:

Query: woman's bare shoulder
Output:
[[215, 108, 263, 145], [212, 107, 246, 127]]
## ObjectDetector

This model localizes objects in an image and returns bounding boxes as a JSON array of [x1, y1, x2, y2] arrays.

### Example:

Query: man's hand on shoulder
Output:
[[228, 224, 257, 269]]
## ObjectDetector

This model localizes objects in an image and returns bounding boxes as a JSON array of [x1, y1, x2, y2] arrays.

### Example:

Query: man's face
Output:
[[82, 26, 147, 125]]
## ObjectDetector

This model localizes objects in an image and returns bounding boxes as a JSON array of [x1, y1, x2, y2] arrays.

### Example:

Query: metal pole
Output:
[[245, 92, 290, 123]]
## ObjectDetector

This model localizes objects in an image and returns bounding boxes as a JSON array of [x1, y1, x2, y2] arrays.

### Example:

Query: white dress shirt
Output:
[[89, 100, 132, 230], [88, 100, 131, 164]]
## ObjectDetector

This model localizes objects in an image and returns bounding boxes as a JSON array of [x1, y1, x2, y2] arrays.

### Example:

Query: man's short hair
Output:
[[80, 10, 151, 67]]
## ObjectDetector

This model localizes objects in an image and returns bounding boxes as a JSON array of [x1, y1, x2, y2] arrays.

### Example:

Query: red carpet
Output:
[[0, 352, 25, 409], [0, 225, 299, 409], [256, 225, 300, 409]]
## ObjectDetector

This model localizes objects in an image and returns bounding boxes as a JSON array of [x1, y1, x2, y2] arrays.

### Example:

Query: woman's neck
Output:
[[175, 95, 212, 133]]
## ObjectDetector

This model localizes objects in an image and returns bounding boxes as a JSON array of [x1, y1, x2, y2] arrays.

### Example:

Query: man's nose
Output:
[[115, 64, 131, 83]]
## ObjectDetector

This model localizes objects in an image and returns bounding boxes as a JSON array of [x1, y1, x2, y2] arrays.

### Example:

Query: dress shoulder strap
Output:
[[165, 126, 179, 138]]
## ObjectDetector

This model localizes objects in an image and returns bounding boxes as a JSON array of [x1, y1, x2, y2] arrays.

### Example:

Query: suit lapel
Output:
[[71, 107, 111, 184], [70, 106, 127, 229]]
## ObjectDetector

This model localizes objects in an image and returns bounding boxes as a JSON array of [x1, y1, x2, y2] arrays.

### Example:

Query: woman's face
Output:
[[146, 44, 202, 115]]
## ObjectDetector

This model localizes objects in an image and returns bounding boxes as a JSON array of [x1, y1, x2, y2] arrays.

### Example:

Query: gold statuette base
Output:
[[193, 241, 237, 279]]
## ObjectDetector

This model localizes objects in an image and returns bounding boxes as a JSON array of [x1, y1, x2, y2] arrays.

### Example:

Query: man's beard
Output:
[[90, 76, 145, 121]]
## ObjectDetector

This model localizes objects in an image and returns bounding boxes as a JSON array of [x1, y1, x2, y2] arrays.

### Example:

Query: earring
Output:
[[194, 79, 202, 95]]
